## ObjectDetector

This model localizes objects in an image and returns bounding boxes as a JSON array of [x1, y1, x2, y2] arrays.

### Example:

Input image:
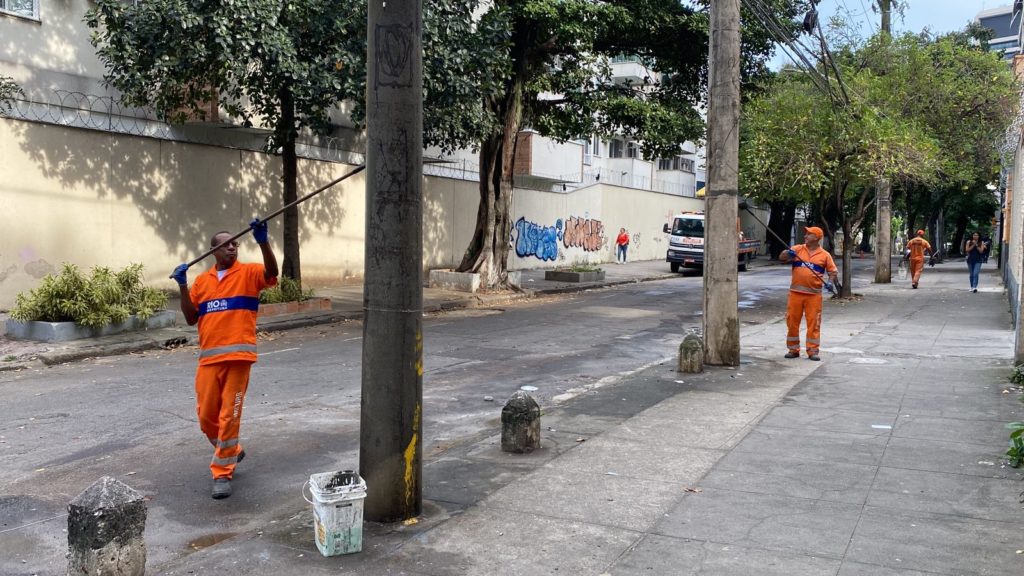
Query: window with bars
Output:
[[609, 139, 624, 158], [1, 0, 37, 18], [626, 141, 638, 159]]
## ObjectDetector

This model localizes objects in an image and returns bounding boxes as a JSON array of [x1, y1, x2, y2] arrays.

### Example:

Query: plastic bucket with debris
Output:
[[302, 470, 366, 556]]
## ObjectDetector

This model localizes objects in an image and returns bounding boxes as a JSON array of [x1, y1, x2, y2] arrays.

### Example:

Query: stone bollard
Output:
[[678, 334, 703, 373], [501, 391, 541, 453], [68, 476, 147, 576]]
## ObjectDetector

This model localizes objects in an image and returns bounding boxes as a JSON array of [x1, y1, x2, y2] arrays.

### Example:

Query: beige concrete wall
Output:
[[1, 117, 732, 308]]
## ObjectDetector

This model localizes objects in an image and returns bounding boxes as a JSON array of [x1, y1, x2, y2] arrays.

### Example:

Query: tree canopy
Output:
[[741, 27, 1016, 294]]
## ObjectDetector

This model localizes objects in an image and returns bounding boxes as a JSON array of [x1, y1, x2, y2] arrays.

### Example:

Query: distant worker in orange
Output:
[[779, 226, 839, 362], [902, 229, 933, 289], [171, 219, 278, 499]]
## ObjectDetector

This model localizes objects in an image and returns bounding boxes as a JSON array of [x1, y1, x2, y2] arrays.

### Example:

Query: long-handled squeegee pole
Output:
[[172, 164, 366, 276], [738, 200, 840, 295]]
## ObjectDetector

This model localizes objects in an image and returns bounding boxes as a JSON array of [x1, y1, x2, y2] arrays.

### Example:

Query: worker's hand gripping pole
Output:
[[738, 201, 840, 297], [169, 165, 366, 278]]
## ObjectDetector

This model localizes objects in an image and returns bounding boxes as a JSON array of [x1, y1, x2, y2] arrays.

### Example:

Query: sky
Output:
[[769, 0, 1012, 68]]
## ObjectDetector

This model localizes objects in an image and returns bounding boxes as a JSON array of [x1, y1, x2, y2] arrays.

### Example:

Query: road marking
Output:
[[552, 354, 675, 404], [261, 347, 300, 356], [342, 336, 362, 342]]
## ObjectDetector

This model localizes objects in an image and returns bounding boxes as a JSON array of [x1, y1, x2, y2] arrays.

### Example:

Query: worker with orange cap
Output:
[[779, 226, 839, 361], [902, 229, 932, 289]]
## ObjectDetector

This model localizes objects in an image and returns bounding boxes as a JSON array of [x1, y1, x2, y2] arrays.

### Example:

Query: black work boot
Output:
[[212, 478, 232, 499]]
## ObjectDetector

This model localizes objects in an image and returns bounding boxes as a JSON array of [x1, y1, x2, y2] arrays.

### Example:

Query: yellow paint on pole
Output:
[[403, 403, 421, 509], [414, 330, 424, 377]]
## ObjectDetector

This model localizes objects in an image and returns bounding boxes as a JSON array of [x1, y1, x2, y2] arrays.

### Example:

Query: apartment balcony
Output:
[[610, 55, 655, 86]]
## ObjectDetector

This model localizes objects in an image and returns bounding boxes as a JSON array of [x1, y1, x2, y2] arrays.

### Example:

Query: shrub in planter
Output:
[[259, 276, 315, 304], [10, 263, 168, 328]]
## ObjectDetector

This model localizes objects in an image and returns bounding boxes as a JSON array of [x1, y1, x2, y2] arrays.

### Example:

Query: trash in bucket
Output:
[[303, 470, 366, 556]]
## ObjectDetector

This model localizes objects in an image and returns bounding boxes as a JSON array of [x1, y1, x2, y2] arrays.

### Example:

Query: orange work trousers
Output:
[[786, 291, 823, 357], [195, 360, 252, 479], [909, 257, 925, 285]]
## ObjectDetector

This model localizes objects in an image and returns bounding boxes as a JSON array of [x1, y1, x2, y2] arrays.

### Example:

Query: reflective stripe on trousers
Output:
[[195, 361, 251, 479], [786, 291, 823, 356]]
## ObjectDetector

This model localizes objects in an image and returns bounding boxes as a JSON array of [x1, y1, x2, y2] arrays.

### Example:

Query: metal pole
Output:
[[703, 0, 742, 366], [360, 0, 424, 522]]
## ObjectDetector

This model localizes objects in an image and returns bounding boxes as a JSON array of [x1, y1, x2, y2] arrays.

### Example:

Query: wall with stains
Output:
[[2, 116, 726, 307]]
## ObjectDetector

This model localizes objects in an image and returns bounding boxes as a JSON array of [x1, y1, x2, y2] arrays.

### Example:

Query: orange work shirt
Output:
[[190, 262, 276, 366], [788, 244, 837, 295], [906, 237, 931, 260]]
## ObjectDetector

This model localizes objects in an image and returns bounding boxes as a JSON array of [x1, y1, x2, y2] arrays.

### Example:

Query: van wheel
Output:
[[670, 262, 680, 273]]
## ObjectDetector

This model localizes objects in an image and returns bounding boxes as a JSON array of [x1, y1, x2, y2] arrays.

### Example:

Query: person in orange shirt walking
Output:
[[171, 219, 278, 499], [616, 228, 630, 264], [779, 226, 838, 361], [902, 229, 933, 289]]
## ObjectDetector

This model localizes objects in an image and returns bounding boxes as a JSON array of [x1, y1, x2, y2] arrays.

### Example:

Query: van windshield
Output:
[[672, 218, 704, 237]]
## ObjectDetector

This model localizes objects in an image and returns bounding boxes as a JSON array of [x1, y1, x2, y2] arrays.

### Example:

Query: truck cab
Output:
[[663, 212, 760, 272]]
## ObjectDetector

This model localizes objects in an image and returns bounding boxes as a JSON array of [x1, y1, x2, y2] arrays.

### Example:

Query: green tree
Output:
[[0, 75, 22, 114], [454, 0, 809, 287], [87, 0, 507, 283], [741, 27, 1015, 295]]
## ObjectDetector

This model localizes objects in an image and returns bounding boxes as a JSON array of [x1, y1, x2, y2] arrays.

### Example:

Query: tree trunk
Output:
[[950, 211, 968, 256], [841, 219, 854, 297], [455, 30, 529, 289], [279, 85, 300, 282], [859, 229, 872, 253], [766, 200, 795, 258]]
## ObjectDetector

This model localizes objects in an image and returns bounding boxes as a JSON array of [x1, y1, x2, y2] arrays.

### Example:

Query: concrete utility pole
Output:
[[874, 0, 893, 284], [360, 0, 424, 522], [703, 0, 741, 366]]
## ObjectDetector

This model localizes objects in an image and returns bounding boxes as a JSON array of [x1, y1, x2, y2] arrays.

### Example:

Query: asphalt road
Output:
[[0, 264, 803, 575]]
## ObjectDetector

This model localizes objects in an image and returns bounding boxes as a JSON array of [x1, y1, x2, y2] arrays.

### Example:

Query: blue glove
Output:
[[250, 218, 269, 244], [171, 263, 188, 286], [824, 281, 835, 293], [787, 249, 797, 258]]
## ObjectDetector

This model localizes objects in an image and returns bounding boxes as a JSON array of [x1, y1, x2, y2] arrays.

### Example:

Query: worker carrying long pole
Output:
[[902, 229, 933, 289], [779, 226, 839, 362]]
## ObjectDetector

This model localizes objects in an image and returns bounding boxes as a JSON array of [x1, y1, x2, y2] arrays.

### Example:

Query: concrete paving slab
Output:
[[845, 507, 1024, 575], [381, 507, 640, 576], [552, 434, 725, 484], [423, 456, 537, 508], [607, 534, 842, 575], [892, 414, 1014, 445], [835, 561, 944, 576], [540, 412, 624, 436], [732, 426, 889, 466], [704, 451, 877, 505], [602, 414, 756, 451], [783, 384, 906, 415], [865, 466, 1024, 523], [899, 390, 1024, 422], [654, 487, 862, 557], [484, 466, 686, 532], [880, 437, 1022, 479], [758, 405, 898, 436]]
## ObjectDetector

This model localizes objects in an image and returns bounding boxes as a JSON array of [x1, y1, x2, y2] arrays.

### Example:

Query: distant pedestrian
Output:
[[170, 219, 279, 499], [965, 231, 987, 293], [902, 230, 933, 289], [616, 228, 629, 264], [779, 226, 838, 361]]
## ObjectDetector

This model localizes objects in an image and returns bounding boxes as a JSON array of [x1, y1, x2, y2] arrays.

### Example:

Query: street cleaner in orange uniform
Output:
[[779, 226, 838, 362], [171, 219, 278, 499], [902, 229, 932, 289]]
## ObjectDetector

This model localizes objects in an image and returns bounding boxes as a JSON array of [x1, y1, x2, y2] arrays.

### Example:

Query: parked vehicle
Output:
[[663, 212, 761, 272]]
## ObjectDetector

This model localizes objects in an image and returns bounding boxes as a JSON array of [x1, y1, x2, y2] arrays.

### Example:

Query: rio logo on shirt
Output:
[[206, 299, 230, 313]]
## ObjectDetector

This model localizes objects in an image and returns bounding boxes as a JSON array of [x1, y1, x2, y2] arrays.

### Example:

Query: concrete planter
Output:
[[544, 270, 605, 283], [6, 310, 177, 342], [258, 297, 332, 318], [429, 269, 480, 293]]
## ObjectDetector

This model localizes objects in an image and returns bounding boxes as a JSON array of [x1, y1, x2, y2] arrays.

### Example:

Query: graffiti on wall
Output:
[[562, 216, 605, 252], [513, 217, 563, 261]]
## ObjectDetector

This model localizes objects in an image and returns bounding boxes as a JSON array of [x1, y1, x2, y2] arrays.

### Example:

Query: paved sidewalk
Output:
[[149, 259, 1024, 575]]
